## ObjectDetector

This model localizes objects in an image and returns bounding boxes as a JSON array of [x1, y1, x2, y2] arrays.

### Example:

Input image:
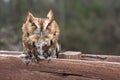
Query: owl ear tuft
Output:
[[27, 11, 34, 22], [47, 9, 54, 21]]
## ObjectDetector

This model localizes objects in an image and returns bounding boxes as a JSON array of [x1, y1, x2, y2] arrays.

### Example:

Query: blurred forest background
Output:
[[0, 0, 120, 55]]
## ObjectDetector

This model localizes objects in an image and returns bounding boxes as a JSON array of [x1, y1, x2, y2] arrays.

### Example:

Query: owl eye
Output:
[[47, 22, 51, 26], [31, 23, 36, 26]]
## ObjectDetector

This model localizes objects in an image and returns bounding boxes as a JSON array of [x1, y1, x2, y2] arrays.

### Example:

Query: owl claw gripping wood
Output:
[[22, 10, 61, 62]]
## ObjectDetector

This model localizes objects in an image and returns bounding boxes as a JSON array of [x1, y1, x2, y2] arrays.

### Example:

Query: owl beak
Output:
[[40, 31, 43, 37]]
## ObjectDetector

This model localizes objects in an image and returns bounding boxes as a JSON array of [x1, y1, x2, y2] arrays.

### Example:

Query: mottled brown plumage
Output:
[[22, 10, 60, 61]]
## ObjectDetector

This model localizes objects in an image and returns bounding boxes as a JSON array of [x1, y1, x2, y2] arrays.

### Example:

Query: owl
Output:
[[22, 10, 60, 61]]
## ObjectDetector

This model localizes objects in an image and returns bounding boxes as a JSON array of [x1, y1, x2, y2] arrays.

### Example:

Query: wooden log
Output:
[[1, 50, 120, 62], [0, 51, 22, 55], [0, 55, 120, 80], [58, 51, 82, 59], [30, 59, 120, 80], [58, 51, 120, 62], [82, 54, 120, 62]]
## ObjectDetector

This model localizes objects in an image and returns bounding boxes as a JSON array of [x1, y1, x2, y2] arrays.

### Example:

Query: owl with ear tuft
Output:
[[22, 10, 61, 61]]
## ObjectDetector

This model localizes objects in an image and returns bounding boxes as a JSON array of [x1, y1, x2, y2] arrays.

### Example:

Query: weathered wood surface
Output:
[[0, 51, 120, 62], [59, 51, 120, 62], [0, 51, 120, 80], [58, 51, 82, 59], [81, 54, 120, 62]]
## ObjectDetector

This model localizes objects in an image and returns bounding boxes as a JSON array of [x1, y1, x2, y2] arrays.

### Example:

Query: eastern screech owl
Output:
[[22, 10, 60, 61]]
